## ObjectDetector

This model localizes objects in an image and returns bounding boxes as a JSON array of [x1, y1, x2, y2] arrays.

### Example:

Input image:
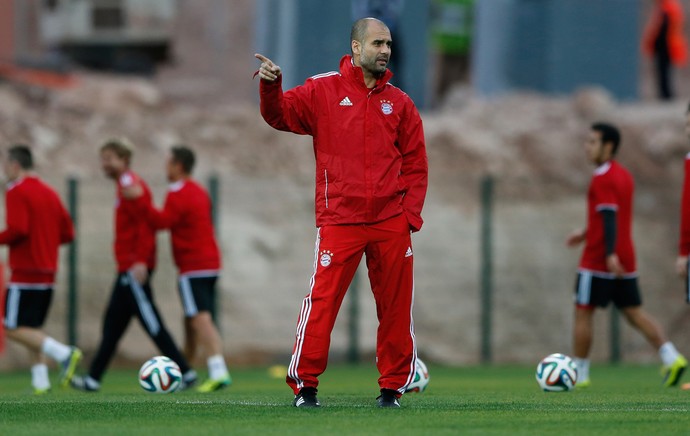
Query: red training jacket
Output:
[[114, 171, 156, 273], [141, 178, 221, 274], [0, 176, 74, 283], [259, 55, 428, 232]]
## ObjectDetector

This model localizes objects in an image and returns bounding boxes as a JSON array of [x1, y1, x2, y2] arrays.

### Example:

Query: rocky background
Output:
[[1, 0, 690, 371]]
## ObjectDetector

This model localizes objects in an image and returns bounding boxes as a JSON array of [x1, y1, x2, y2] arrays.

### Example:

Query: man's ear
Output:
[[351, 40, 361, 56]]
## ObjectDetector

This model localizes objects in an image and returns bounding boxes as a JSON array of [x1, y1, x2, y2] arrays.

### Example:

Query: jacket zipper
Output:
[[324, 169, 329, 208]]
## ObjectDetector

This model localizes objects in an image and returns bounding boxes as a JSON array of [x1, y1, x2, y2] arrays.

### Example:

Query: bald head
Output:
[[350, 17, 389, 54]]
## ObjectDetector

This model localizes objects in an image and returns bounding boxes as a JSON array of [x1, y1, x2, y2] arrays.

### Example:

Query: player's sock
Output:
[[208, 354, 229, 380], [573, 357, 590, 382], [31, 364, 51, 392], [659, 342, 681, 366], [41, 337, 72, 363]]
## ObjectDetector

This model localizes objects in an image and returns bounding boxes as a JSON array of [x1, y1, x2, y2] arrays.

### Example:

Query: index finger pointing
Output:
[[254, 53, 273, 66]]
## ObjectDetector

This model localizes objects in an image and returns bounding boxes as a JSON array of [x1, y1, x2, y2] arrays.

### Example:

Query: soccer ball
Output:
[[405, 358, 430, 393], [138, 356, 182, 393], [535, 353, 578, 392]]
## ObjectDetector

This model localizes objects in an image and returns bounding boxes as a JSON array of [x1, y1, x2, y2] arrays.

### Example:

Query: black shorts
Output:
[[3, 284, 53, 329], [574, 271, 642, 309], [177, 273, 218, 317]]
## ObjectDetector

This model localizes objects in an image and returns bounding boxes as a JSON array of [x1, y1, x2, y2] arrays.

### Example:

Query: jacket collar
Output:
[[339, 55, 393, 91]]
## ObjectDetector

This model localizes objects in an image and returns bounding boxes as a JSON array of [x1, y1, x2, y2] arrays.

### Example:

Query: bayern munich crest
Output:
[[319, 250, 333, 267], [380, 100, 393, 115]]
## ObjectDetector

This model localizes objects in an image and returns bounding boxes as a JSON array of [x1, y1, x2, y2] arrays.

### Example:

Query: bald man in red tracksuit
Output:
[[256, 18, 428, 408]]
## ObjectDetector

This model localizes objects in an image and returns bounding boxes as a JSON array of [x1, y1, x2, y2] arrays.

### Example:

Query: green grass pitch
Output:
[[1, 364, 690, 435]]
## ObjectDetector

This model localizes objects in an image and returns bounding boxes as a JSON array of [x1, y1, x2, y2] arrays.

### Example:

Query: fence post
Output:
[[480, 175, 494, 364], [207, 174, 220, 329], [66, 177, 79, 346], [347, 266, 361, 363], [610, 308, 621, 363]]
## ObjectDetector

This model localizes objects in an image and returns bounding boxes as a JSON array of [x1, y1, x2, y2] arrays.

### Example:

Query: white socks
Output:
[[208, 354, 229, 380], [40, 337, 71, 363], [573, 357, 590, 382], [659, 342, 681, 366], [31, 364, 50, 390]]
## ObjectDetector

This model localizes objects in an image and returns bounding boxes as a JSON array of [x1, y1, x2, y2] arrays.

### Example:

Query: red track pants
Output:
[[287, 214, 417, 395]]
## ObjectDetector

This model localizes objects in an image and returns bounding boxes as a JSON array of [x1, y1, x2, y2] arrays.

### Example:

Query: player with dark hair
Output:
[[122, 145, 231, 393], [255, 17, 428, 408], [566, 123, 687, 388], [1, 145, 81, 394], [70, 138, 196, 392]]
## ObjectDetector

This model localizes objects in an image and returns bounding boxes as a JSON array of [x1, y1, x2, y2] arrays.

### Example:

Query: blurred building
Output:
[[1, 0, 177, 75], [472, 0, 642, 100]]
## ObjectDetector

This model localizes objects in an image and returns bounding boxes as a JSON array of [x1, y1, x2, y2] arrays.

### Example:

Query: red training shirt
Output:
[[113, 171, 156, 273], [678, 153, 690, 256], [142, 179, 220, 275], [0, 176, 74, 283], [579, 160, 637, 276]]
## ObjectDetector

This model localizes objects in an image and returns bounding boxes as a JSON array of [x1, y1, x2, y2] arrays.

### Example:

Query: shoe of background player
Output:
[[196, 375, 232, 393], [376, 389, 401, 408], [177, 370, 198, 391], [662, 355, 688, 387], [33, 387, 51, 395], [70, 375, 100, 392], [59, 347, 83, 387], [60, 347, 83, 388], [293, 387, 320, 408], [576, 378, 591, 389]]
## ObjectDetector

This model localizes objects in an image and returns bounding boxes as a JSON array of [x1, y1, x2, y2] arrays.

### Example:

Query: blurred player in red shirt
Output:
[[123, 146, 231, 393], [567, 123, 686, 388], [1, 145, 81, 394], [71, 138, 196, 392]]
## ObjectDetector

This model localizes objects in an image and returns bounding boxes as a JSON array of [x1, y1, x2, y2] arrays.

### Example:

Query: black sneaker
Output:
[[70, 375, 100, 392], [376, 389, 401, 408], [293, 387, 321, 407], [178, 370, 198, 391]]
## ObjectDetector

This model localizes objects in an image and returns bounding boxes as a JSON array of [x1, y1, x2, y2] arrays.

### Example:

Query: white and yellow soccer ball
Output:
[[138, 356, 182, 393], [535, 353, 578, 392], [405, 358, 430, 393]]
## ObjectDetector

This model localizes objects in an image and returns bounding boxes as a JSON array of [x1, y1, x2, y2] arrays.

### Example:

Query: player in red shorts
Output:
[[123, 146, 231, 393], [567, 123, 686, 387], [256, 17, 428, 408], [1, 145, 82, 394]]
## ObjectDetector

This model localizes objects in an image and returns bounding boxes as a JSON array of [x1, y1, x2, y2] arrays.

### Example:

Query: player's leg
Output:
[[620, 306, 665, 348], [128, 272, 197, 387], [366, 214, 415, 407], [572, 271, 605, 387], [4, 285, 81, 391], [72, 274, 133, 391], [615, 278, 687, 386], [183, 316, 196, 363], [178, 275, 231, 392], [29, 349, 50, 394], [287, 225, 365, 406]]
